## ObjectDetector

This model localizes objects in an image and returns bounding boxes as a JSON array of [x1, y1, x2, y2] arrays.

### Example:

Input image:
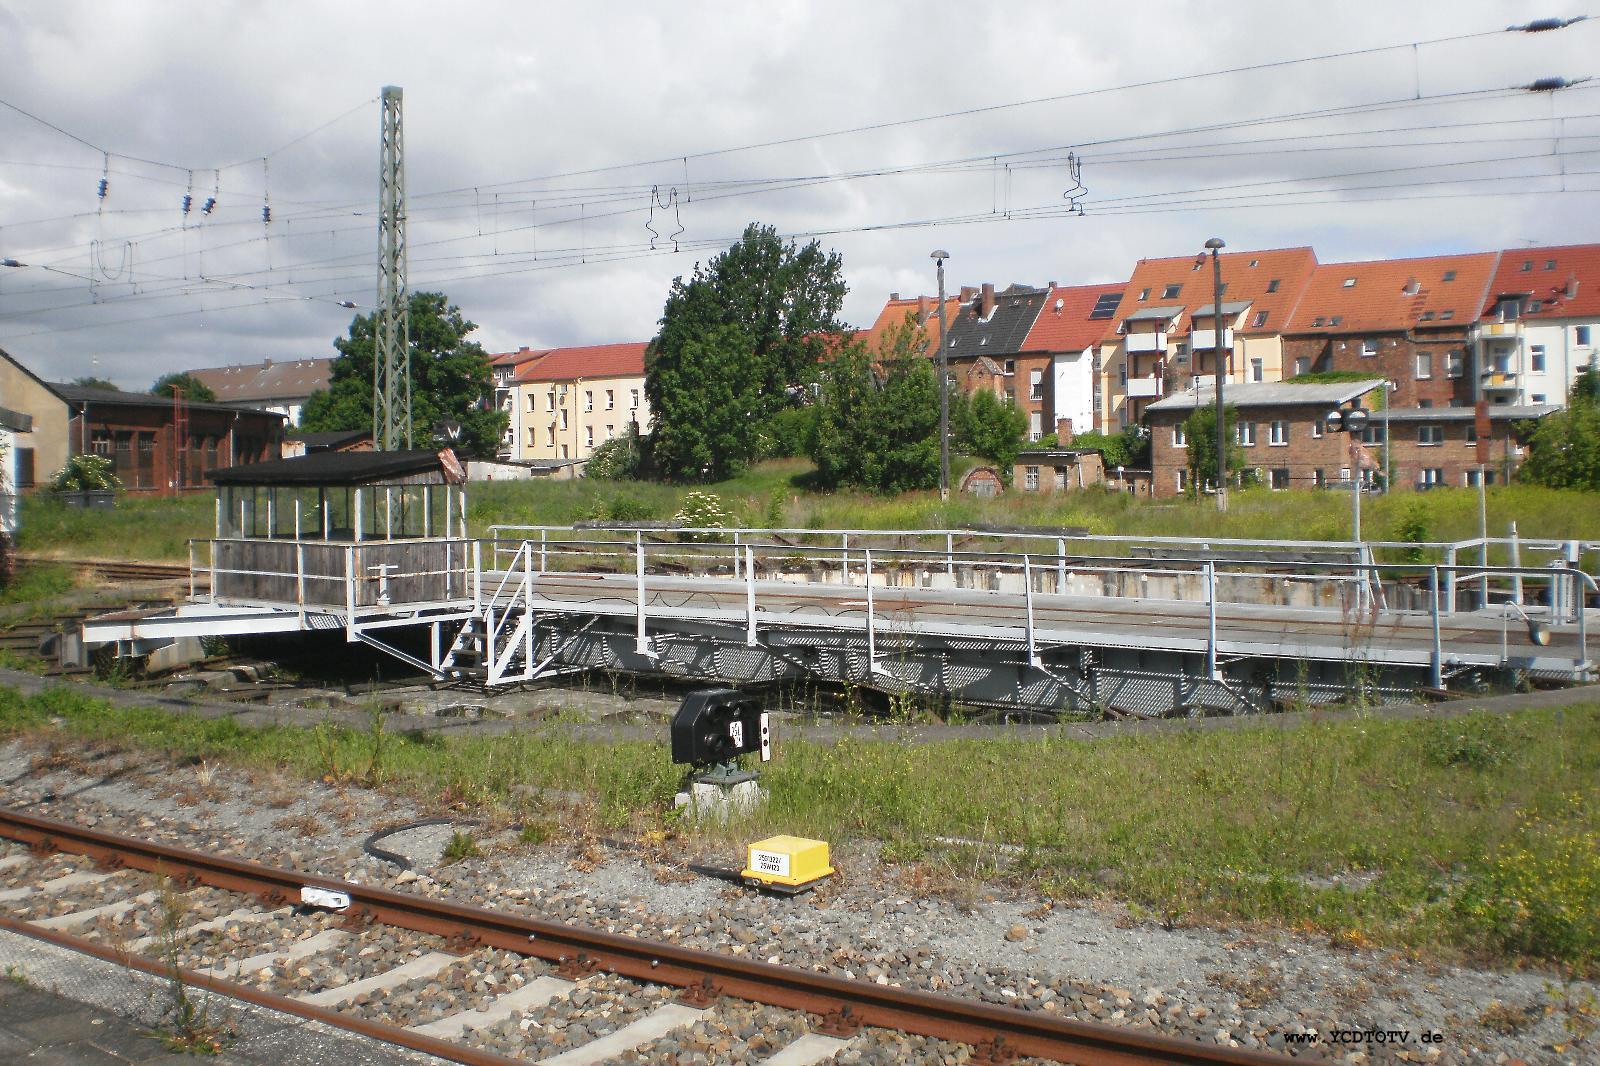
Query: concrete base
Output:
[[146, 636, 206, 675], [674, 779, 766, 821]]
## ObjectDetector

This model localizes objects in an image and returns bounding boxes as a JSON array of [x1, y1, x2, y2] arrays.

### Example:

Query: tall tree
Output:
[[72, 376, 119, 391], [954, 388, 1029, 484], [646, 223, 847, 481], [150, 372, 216, 402], [810, 319, 939, 493], [301, 291, 505, 456], [1519, 367, 1600, 490], [1182, 405, 1244, 498]]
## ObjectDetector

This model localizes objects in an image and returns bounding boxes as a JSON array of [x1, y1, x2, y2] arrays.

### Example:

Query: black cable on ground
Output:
[[362, 817, 463, 871]]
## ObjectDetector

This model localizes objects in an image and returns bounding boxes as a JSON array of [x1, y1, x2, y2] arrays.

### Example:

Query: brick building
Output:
[[1145, 380, 1384, 498], [189, 357, 334, 427], [1281, 254, 1498, 409], [941, 283, 1052, 438], [1099, 247, 1319, 431], [57, 384, 284, 494], [1019, 283, 1125, 441], [1380, 405, 1556, 489]]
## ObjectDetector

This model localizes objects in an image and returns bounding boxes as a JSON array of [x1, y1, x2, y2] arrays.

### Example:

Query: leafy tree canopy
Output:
[[1519, 368, 1600, 490], [810, 319, 939, 493], [150, 372, 216, 403], [301, 291, 506, 457], [72, 376, 118, 391], [646, 223, 847, 481], [951, 388, 1028, 484], [1182, 405, 1245, 498]]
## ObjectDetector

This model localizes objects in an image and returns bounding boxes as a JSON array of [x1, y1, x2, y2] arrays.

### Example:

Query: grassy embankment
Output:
[[2, 683, 1595, 973], [16, 457, 1600, 562]]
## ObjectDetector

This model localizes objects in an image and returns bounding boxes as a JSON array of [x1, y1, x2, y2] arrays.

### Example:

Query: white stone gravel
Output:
[[1, 736, 1594, 1064]]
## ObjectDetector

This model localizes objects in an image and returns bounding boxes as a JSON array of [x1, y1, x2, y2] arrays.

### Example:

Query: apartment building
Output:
[[510, 342, 650, 464], [860, 292, 960, 353], [1281, 253, 1497, 409], [1018, 283, 1125, 440], [941, 282, 1053, 438], [489, 346, 550, 458], [1472, 245, 1600, 408], [189, 357, 334, 427], [1097, 247, 1318, 432]]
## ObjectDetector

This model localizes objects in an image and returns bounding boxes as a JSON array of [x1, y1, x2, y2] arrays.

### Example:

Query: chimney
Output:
[[1047, 280, 1057, 289], [959, 285, 977, 304], [1055, 418, 1075, 446], [1402, 278, 1420, 296], [980, 283, 997, 319], [1567, 275, 1580, 300], [890, 292, 900, 302], [917, 295, 930, 325]]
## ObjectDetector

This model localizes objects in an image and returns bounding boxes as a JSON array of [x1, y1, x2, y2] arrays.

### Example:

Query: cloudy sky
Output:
[[0, 0, 1596, 388]]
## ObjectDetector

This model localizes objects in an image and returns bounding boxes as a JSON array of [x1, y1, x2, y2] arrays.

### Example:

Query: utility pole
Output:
[[374, 86, 410, 451], [932, 250, 951, 502], [1205, 238, 1227, 512]]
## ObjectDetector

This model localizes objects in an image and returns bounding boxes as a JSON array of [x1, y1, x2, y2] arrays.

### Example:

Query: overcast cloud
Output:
[[0, 0, 1595, 388]]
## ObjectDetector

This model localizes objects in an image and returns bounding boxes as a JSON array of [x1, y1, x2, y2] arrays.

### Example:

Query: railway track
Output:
[[0, 806, 1290, 1065], [15, 555, 200, 586]]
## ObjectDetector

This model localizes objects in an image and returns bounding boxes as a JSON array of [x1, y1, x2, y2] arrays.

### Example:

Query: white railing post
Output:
[[295, 542, 306, 623], [945, 532, 955, 583], [841, 533, 850, 586], [472, 540, 482, 608], [1509, 521, 1523, 605], [864, 547, 876, 668], [1444, 547, 1457, 615], [1430, 565, 1443, 689], [733, 531, 742, 579], [523, 540, 535, 670], [1205, 560, 1219, 679], [1056, 537, 1066, 594], [635, 531, 650, 657], [745, 545, 757, 646], [344, 544, 356, 640], [1023, 553, 1039, 667], [188, 541, 196, 602]]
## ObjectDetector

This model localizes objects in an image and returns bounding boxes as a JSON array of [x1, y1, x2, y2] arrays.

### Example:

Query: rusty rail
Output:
[[0, 806, 1291, 1066]]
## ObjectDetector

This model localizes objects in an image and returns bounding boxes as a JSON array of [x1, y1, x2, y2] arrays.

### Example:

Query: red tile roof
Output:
[[515, 341, 648, 383], [189, 357, 334, 402], [860, 295, 959, 354], [1285, 253, 1499, 334], [489, 346, 551, 370], [1480, 244, 1600, 320], [1108, 246, 1318, 341], [1022, 283, 1130, 352]]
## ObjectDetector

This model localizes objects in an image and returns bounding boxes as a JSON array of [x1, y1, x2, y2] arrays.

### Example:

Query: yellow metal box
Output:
[[740, 835, 834, 892]]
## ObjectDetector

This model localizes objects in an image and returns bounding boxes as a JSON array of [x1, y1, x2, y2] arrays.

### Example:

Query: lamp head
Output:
[[1528, 619, 1552, 646], [1204, 237, 1226, 251], [931, 249, 949, 264], [1345, 407, 1370, 432]]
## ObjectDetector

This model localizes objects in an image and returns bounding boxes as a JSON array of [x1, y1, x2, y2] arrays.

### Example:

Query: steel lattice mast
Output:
[[374, 85, 410, 451]]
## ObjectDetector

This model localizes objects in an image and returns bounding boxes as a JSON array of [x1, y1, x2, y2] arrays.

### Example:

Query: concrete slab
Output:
[[195, 929, 348, 980], [535, 1002, 707, 1066], [409, 974, 573, 1039], [0, 870, 114, 904], [295, 950, 456, 1008], [35, 890, 160, 931], [762, 1033, 852, 1065]]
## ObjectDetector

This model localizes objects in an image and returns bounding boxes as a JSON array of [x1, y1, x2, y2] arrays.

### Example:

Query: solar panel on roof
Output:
[[1088, 293, 1122, 319]]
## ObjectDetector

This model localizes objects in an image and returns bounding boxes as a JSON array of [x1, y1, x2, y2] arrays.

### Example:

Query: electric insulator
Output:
[[202, 197, 216, 215], [182, 194, 193, 214], [262, 205, 271, 224], [97, 178, 108, 199]]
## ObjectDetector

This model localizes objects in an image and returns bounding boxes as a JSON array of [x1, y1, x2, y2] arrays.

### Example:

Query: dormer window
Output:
[[1138, 288, 1150, 300], [1162, 284, 1181, 299], [1267, 279, 1281, 293], [1443, 270, 1456, 282], [1342, 277, 1357, 288]]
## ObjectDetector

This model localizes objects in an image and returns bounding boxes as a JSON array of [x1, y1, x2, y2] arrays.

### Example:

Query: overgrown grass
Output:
[[21, 463, 1600, 563], [3, 684, 1595, 971], [0, 563, 76, 607]]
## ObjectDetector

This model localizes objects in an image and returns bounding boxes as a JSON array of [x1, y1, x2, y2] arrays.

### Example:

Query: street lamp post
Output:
[[932, 250, 951, 502], [1205, 238, 1227, 513]]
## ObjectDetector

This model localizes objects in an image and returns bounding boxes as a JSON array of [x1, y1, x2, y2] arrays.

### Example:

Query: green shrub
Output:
[[49, 454, 121, 492]]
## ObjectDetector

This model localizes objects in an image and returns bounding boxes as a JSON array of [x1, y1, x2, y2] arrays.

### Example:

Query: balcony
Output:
[[1480, 321, 1523, 338], [1125, 376, 1163, 398], [1126, 331, 1166, 354], [1190, 328, 1234, 351], [1481, 371, 1519, 392]]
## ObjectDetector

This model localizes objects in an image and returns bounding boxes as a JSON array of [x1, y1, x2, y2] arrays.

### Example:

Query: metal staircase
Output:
[[439, 542, 535, 686]]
